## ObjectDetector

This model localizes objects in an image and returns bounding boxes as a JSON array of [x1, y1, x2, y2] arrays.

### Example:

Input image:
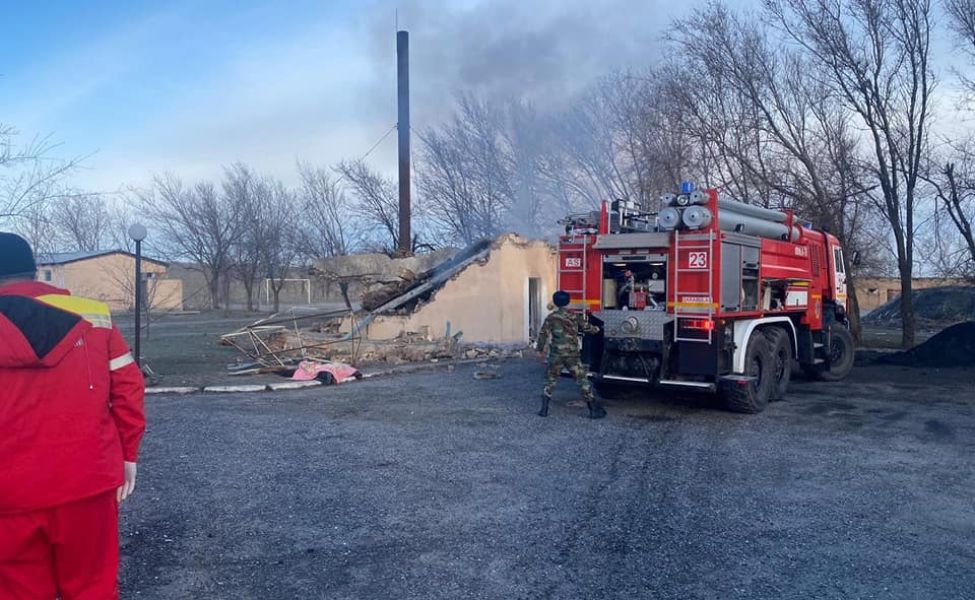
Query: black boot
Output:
[[587, 400, 607, 419], [538, 395, 551, 417]]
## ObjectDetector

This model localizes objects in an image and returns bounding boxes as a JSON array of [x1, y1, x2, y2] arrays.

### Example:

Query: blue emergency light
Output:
[[680, 181, 695, 194]]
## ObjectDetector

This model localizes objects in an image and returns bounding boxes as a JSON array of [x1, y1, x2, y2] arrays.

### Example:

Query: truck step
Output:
[[602, 374, 652, 384], [659, 379, 716, 392]]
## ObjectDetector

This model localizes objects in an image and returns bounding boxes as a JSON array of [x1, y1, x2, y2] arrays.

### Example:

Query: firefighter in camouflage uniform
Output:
[[535, 290, 606, 419]]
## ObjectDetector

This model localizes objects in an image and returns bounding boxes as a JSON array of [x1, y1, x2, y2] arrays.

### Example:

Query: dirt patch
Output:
[[878, 321, 975, 368]]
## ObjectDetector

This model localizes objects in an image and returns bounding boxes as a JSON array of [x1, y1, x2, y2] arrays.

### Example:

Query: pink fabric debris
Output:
[[291, 360, 360, 384]]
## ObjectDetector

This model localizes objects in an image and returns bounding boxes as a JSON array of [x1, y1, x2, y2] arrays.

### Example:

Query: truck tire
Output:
[[763, 327, 792, 401], [722, 332, 774, 414], [819, 324, 855, 381]]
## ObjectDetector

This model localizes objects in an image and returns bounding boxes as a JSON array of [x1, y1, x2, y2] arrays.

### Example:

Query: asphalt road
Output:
[[120, 361, 975, 599]]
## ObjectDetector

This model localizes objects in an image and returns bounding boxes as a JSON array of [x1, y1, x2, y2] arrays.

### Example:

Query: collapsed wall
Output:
[[221, 235, 557, 369], [346, 234, 557, 344]]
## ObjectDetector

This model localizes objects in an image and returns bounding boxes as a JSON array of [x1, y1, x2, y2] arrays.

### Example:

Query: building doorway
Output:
[[528, 277, 542, 342]]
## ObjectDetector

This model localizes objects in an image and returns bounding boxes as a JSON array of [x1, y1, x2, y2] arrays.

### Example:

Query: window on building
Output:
[[41, 270, 53, 282]]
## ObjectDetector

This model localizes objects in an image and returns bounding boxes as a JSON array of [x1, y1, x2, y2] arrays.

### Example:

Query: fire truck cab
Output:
[[558, 183, 855, 413]]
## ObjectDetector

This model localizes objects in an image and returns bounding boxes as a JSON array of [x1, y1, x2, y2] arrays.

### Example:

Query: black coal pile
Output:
[[879, 321, 975, 367], [863, 286, 975, 325]]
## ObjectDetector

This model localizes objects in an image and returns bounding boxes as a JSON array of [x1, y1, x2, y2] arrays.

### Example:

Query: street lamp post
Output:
[[128, 224, 147, 368]]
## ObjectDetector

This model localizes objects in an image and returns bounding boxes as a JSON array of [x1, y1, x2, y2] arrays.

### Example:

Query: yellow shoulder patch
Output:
[[36, 294, 113, 329]]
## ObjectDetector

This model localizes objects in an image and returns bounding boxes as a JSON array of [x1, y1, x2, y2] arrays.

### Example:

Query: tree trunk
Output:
[[221, 276, 232, 312], [207, 274, 221, 310], [898, 262, 915, 349], [339, 281, 352, 309], [845, 272, 862, 344], [242, 279, 255, 312]]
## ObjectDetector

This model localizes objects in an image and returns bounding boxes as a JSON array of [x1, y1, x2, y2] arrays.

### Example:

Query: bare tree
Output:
[[415, 80, 710, 245], [296, 163, 362, 308], [417, 96, 513, 245], [927, 0, 975, 274], [14, 203, 58, 257], [1, 125, 86, 229], [670, 3, 877, 336], [922, 155, 975, 277], [551, 74, 670, 209], [335, 159, 400, 252], [223, 163, 262, 311], [656, 56, 775, 203], [419, 94, 615, 245], [296, 162, 359, 259], [255, 177, 300, 313], [765, 0, 935, 348], [107, 199, 138, 253], [506, 105, 545, 234], [140, 174, 244, 309], [50, 193, 110, 252], [546, 71, 703, 214], [945, 0, 975, 97]]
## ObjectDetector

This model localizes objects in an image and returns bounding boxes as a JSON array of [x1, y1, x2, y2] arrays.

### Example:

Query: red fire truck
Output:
[[558, 183, 854, 413]]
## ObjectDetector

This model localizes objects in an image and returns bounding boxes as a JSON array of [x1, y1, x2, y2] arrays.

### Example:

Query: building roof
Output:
[[36, 249, 169, 268]]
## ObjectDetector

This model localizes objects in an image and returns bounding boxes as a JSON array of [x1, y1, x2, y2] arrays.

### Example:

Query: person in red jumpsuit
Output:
[[0, 232, 146, 599]]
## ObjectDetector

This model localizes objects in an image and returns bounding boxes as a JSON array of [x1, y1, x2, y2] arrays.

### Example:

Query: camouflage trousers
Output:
[[543, 354, 594, 402]]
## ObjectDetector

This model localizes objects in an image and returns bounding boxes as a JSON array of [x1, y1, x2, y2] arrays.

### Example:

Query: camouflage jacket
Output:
[[536, 308, 600, 357]]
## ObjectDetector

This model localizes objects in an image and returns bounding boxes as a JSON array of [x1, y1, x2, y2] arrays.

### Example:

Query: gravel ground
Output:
[[120, 360, 975, 599]]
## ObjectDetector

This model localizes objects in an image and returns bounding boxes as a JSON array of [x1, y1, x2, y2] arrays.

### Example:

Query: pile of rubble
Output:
[[220, 309, 528, 377], [864, 286, 975, 326], [879, 321, 975, 368], [221, 236, 543, 376], [265, 327, 463, 365], [219, 308, 354, 373]]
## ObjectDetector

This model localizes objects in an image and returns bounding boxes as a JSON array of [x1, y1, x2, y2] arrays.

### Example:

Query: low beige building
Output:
[[353, 235, 557, 344], [36, 250, 183, 312]]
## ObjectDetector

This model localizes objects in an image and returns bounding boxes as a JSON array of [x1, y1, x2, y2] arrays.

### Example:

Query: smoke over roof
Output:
[[361, 0, 674, 129]]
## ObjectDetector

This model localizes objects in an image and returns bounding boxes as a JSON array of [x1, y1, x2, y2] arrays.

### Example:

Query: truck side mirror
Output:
[[852, 251, 861, 267]]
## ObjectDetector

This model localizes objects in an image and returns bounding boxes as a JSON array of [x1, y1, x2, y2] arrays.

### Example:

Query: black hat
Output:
[[0, 232, 37, 279], [552, 291, 570, 307]]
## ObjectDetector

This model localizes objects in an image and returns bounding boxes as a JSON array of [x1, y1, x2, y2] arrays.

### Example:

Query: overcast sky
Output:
[[0, 0, 708, 193]]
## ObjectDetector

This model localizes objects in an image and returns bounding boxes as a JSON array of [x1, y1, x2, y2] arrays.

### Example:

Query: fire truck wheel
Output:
[[763, 327, 792, 401], [819, 324, 855, 381], [722, 333, 774, 414]]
